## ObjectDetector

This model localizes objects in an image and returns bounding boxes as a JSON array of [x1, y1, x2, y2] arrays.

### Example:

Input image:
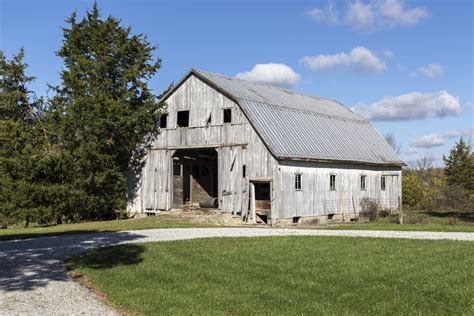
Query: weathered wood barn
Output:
[[127, 69, 404, 225]]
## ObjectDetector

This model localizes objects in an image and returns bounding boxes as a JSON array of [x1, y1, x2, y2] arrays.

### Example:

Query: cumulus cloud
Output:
[[235, 63, 300, 87], [411, 129, 474, 148], [415, 63, 444, 78], [306, 1, 339, 25], [378, 0, 429, 27], [346, 1, 375, 32], [300, 47, 386, 74], [351, 91, 461, 121], [306, 0, 429, 32]]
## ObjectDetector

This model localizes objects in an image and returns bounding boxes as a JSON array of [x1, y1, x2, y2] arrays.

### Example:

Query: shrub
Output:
[[359, 198, 380, 222]]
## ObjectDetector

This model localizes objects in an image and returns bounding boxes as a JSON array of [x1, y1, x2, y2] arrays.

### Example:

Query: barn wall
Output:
[[275, 160, 402, 219], [129, 75, 277, 214]]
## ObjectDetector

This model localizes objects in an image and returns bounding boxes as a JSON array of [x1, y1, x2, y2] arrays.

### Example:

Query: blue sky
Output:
[[1, 0, 472, 165]]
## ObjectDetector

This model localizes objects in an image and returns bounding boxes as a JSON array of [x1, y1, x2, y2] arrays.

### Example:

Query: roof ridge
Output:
[[237, 98, 369, 123], [192, 68, 368, 121], [193, 68, 336, 102]]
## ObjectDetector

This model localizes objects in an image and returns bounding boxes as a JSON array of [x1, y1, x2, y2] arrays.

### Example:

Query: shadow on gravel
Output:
[[0, 230, 119, 242], [0, 231, 146, 292]]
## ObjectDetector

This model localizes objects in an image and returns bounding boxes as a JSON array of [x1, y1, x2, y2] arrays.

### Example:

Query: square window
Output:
[[295, 174, 302, 190], [160, 113, 168, 128], [381, 176, 386, 191], [360, 175, 366, 190], [177, 110, 189, 127], [330, 174, 336, 190], [223, 109, 232, 123]]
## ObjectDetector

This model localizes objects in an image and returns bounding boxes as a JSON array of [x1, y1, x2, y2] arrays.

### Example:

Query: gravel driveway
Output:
[[1, 228, 473, 315]]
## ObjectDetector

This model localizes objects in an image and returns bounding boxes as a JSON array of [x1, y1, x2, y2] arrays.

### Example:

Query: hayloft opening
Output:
[[223, 108, 232, 123], [160, 113, 168, 128], [172, 148, 218, 208], [177, 110, 189, 127]]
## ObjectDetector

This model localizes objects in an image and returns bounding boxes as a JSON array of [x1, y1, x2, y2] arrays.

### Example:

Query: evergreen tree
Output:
[[0, 49, 50, 227], [443, 137, 474, 192], [48, 3, 163, 219]]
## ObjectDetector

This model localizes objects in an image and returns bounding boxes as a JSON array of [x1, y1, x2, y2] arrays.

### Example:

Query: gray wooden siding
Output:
[[130, 75, 276, 214], [127, 74, 402, 221], [275, 161, 402, 219]]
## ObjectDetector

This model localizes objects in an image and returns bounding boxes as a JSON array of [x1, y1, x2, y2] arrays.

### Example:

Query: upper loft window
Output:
[[160, 113, 168, 128], [330, 174, 336, 190], [360, 175, 366, 190], [295, 173, 302, 190], [223, 109, 232, 123], [381, 176, 386, 191], [177, 110, 189, 127]]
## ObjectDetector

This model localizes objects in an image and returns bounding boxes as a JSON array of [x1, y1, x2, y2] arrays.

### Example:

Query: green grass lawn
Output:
[[317, 222, 474, 232], [319, 211, 474, 232], [0, 215, 218, 241], [67, 236, 474, 315]]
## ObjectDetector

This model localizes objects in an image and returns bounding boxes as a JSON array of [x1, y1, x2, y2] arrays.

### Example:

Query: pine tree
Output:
[[0, 49, 49, 227], [443, 137, 474, 192], [48, 3, 163, 219]]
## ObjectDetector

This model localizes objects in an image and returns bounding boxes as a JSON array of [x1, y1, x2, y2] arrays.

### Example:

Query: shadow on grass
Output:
[[68, 244, 145, 270], [423, 211, 474, 222]]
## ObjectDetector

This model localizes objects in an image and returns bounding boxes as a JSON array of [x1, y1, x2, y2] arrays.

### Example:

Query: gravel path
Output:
[[1, 228, 473, 315]]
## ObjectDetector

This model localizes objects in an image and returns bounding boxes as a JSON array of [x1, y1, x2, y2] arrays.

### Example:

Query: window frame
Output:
[[381, 176, 386, 191], [295, 173, 302, 191], [223, 108, 232, 124], [329, 174, 336, 191], [360, 175, 366, 191]]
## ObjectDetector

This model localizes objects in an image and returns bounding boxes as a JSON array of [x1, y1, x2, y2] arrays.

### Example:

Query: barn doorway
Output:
[[249, 181, 271, 224], [172, 148, 218, 208]]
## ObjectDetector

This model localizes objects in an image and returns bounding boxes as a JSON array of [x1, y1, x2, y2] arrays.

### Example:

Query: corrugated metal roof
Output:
[[187, 69, 404, 166]]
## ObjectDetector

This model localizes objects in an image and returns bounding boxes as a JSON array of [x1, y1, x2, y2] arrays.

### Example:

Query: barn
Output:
[[127, 69, 404, 225]]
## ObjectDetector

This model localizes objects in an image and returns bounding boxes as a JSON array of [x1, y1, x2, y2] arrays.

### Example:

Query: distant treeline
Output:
[[402, 138, 474, 217]]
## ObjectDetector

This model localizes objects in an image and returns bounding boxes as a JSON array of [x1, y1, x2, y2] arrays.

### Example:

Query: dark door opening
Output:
[[172, 148, 218, 208], [250, 181, 271, 224]]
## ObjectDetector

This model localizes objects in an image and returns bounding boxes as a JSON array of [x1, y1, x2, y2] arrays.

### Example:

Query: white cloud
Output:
[[346, 1, 375, 32], [411, 129, 474, 148], [300, 47, 386, 74], [379, 0, 430, 27], [307, 0, 429, 32], [351, 91, 461, 121], [306, 1, 339, 25], [235, 63, 300, 87], [416, 63, 444, 78]]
